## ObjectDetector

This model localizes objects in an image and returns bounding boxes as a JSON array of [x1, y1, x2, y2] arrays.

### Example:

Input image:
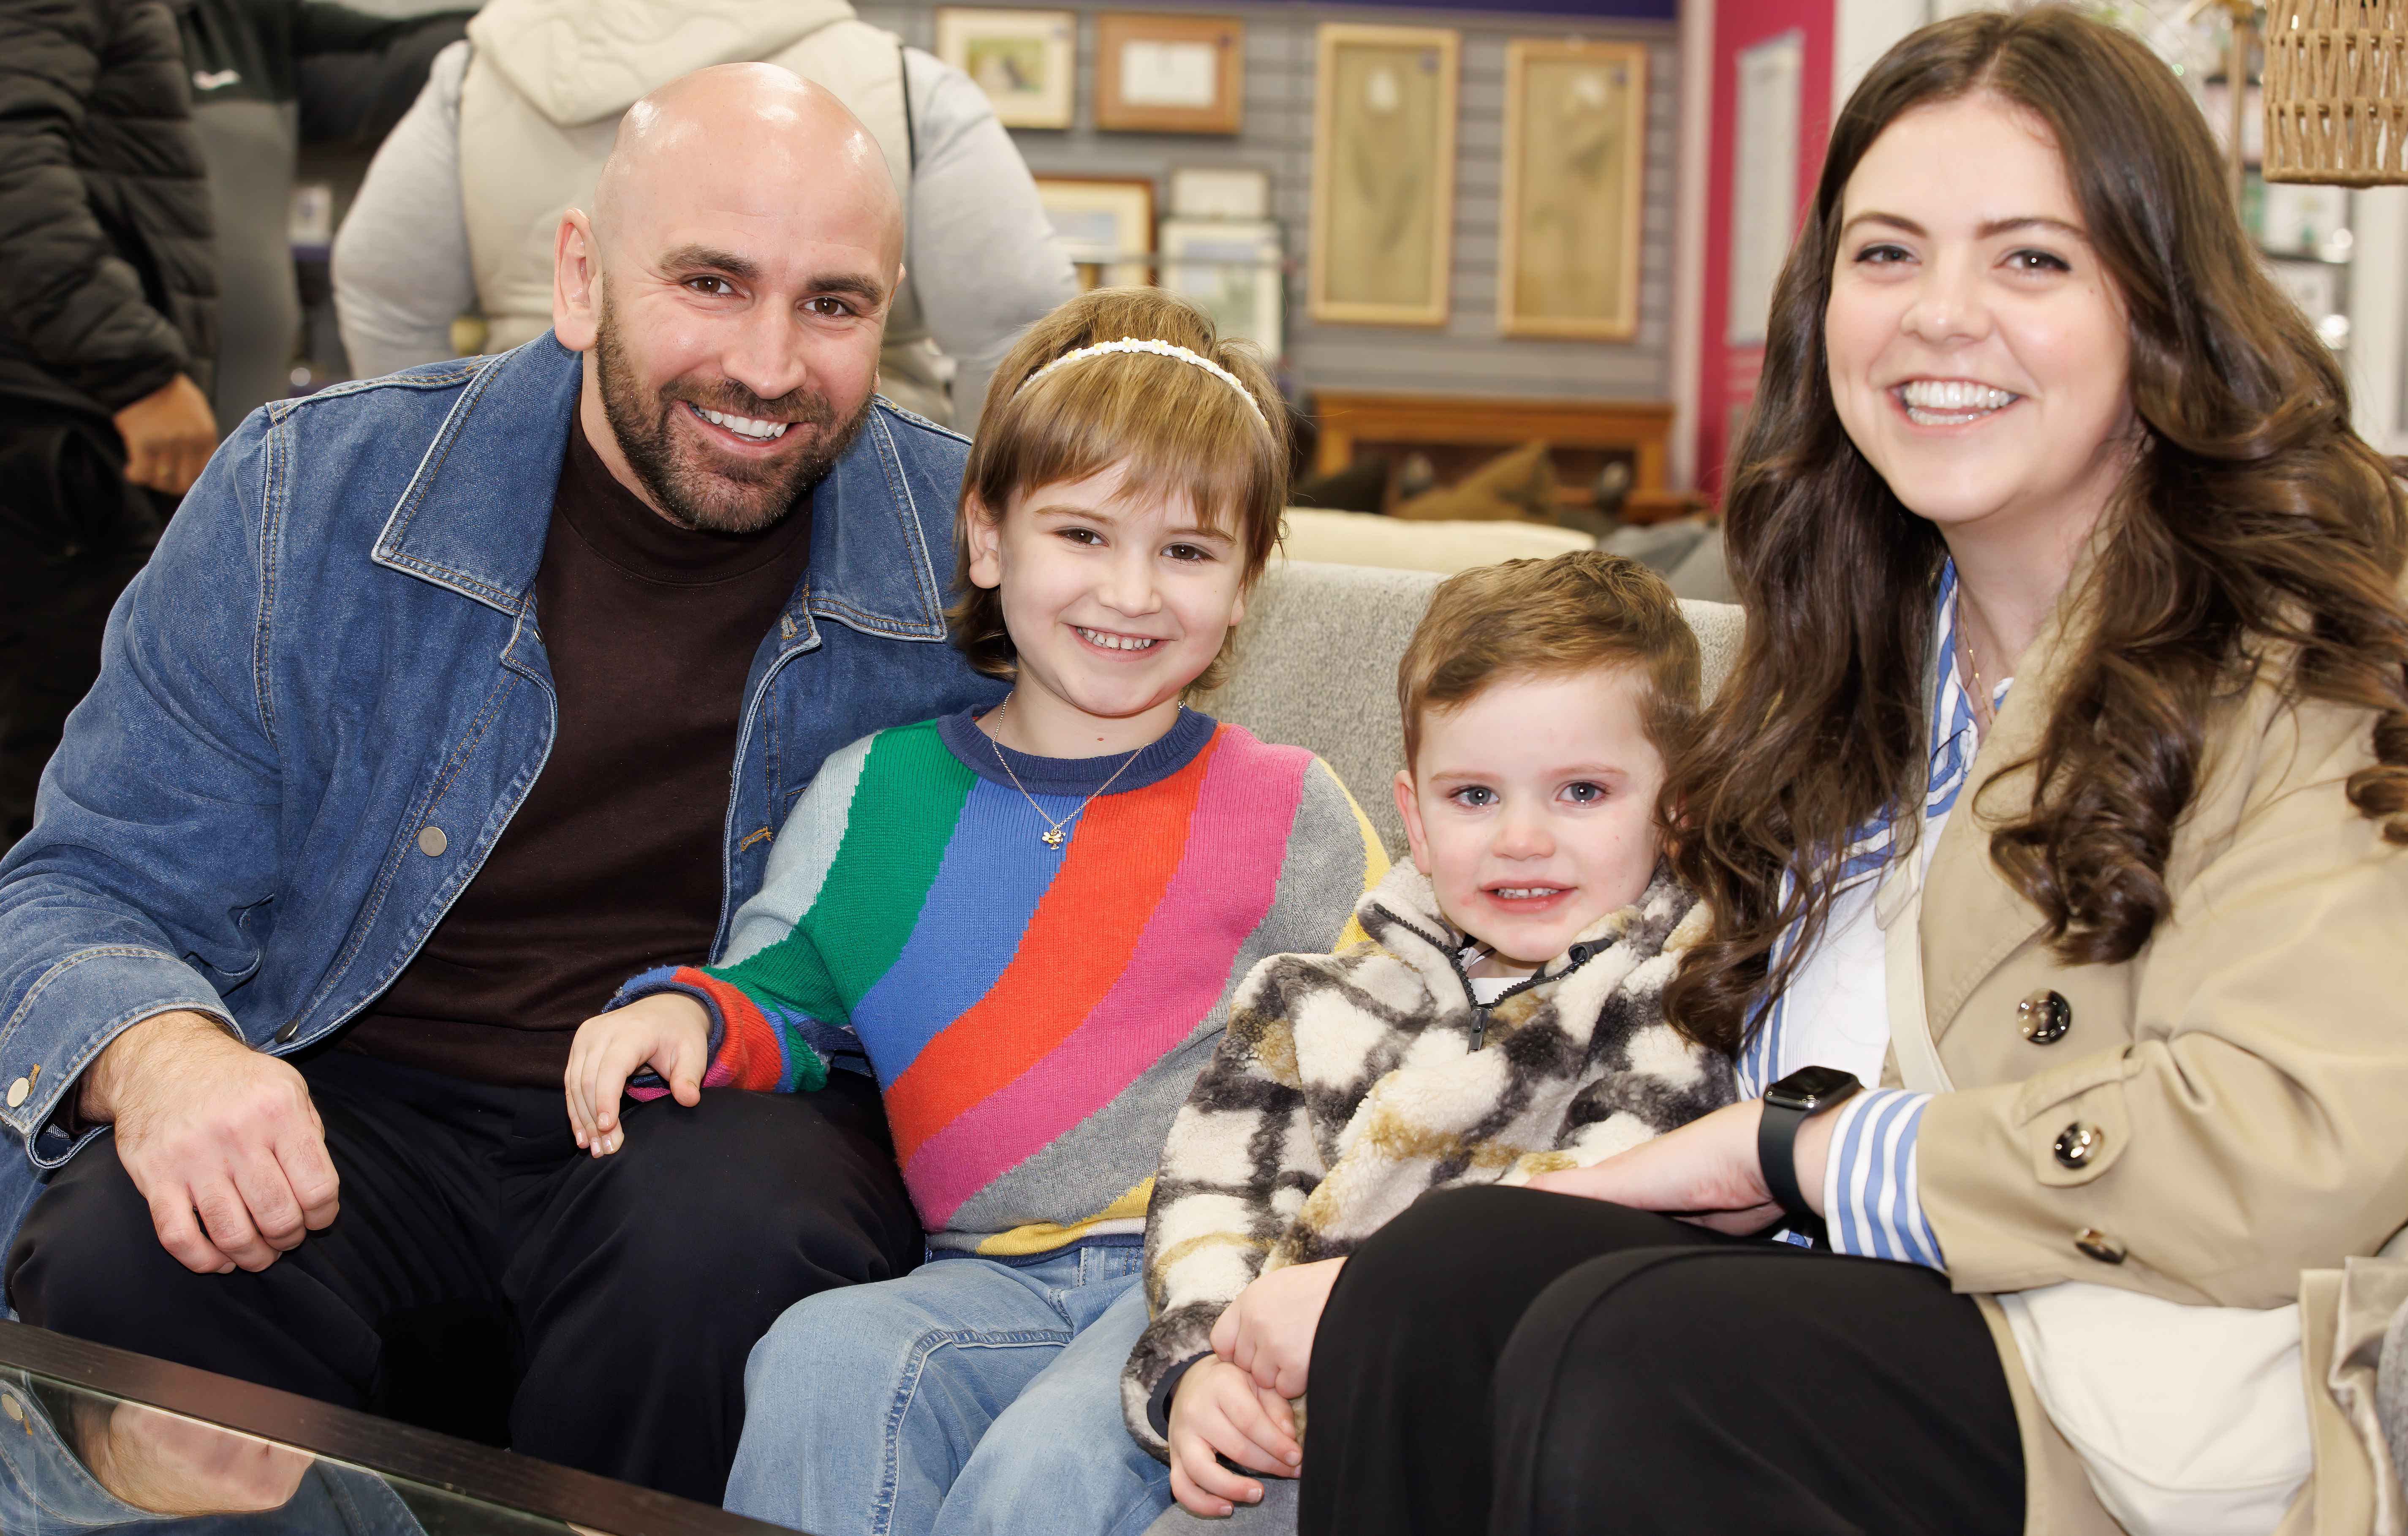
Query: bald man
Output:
[[0, 66, 1005, 1500]]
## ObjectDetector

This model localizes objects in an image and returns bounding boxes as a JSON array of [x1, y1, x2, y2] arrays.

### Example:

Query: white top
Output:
[[331, 41, 1076, 422]]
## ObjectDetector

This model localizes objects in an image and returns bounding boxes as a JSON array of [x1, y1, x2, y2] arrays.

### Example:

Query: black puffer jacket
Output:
[[0, 0, 216, 417]]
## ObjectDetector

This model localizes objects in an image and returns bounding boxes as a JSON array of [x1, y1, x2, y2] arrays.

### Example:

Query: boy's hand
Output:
[[1166, 1356, 1301, 1517], [1209, 1257, 1345, 1398], [563, 993, 711, 1156]]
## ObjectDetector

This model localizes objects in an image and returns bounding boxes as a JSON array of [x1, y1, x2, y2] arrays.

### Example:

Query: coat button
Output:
[[5, 1078, 27, 1110], [417, 825, 448, 857], [2053, 1122, 2105, 1168], [2018, 990, 2071, 1045], [2074, 1227, 2127, 1264]]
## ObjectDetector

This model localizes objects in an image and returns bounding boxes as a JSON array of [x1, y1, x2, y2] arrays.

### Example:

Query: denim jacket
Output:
[[0, 335, 1005, 1250]]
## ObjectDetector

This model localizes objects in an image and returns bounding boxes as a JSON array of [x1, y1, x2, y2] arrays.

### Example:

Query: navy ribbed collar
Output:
[[936, 704, 1218, 798]]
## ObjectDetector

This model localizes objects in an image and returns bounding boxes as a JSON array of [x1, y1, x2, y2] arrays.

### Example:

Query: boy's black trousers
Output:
[[7, 1050, 922, 1503], [1298, 1186, 2026, 1536]]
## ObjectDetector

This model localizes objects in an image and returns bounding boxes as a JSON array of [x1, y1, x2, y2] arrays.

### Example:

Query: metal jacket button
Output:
[[2019, 989, 2071, 1045], [417, 825, 448, 857], [2053, 1122, 2105, 1168], [275, 1019, 302, 1044], [2074, 1227, 2127, 1264]]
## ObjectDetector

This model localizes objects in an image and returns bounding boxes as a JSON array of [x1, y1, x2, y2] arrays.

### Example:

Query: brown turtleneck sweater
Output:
[[343, 418, 814, 1087]]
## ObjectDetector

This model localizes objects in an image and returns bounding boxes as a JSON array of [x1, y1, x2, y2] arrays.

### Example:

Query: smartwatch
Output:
[[1757, 1065, 1862, 1226]]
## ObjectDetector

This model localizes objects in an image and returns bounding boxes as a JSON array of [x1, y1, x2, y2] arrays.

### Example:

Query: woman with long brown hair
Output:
[[1285, 9, 2408, 1534]]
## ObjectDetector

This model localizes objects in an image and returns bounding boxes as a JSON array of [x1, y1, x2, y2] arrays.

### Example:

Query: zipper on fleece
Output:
[[1371, 904, 1610, 1051]]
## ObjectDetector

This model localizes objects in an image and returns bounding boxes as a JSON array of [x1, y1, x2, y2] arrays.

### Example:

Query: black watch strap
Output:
[[1758, 1067, 1861, 1225]]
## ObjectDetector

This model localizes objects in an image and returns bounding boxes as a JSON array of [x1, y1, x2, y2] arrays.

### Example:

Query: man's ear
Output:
[[964, 495, 1006, 590], [1394, 768, 1433, 877], [554, 211, 602, 351]]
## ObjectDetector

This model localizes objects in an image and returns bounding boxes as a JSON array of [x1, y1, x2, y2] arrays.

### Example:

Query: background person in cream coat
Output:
[[332, 0, 1076, 426], [1284, 11, 2408, 1536]]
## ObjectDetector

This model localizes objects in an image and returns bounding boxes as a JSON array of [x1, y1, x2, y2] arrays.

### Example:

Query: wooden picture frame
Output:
[[1308, 23, 1459, 327], [1095, 13, 1244, 134], [1498, 39, 1649, 340], [1159, 218, 1284, 354], [1033, 176, 1156, 289], [936, 8, 1077, 130]]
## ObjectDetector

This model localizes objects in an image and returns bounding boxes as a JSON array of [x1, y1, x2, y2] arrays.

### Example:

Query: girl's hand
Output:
[[563, 993, 712, 1156], [1209, 1258, 1345, 1398], [1166, 1356, 1301, 1517], [1526, 1098, 1838, 1234]]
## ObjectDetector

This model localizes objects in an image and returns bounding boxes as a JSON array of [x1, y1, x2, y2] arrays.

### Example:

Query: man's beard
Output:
[[594, 297, 872, 535]]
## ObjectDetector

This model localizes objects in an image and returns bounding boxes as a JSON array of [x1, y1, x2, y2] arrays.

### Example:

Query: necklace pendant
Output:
[[1042, 828, 1066, 848]]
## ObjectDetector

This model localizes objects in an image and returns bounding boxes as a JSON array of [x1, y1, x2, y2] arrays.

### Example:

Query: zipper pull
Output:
[[1470, 1008, 1489, 1050]]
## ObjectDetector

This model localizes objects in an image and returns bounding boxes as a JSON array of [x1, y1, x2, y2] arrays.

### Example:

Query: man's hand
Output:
[[80, 1010, 339, 1275], [78, 1400, 312, 1516], [1526, 1098, 1837, 1233], [563, 993, 710, 1157], [111, 375, 217, 494], [1165, 1356, 1300, 1518], [1209, 1257, 1345, 1399]]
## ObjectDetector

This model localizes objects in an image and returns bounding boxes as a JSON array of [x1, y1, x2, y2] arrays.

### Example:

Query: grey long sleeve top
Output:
[[332, 40, 1074, 424]]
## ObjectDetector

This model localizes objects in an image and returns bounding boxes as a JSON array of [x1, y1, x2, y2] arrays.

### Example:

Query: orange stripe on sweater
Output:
[[883, 733, 1220, 1162]]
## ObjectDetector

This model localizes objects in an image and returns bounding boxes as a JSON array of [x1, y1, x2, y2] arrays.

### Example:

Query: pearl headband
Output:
[[1019, 337, 1268, 427]]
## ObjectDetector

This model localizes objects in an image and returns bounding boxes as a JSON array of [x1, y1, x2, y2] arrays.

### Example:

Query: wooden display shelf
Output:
[[1309, 392, 1676, 494]]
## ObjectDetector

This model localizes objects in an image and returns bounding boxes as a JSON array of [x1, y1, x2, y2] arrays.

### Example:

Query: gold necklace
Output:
[[984, 693, 1155, 848], [1957, 611, 1995, 732]]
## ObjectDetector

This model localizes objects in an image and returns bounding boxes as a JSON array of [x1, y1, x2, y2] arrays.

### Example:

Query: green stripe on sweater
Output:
[[720, 721, 973, 1026]]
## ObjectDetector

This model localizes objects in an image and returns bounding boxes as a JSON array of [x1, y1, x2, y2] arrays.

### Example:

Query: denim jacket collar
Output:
[[370, 334, 952, 641]]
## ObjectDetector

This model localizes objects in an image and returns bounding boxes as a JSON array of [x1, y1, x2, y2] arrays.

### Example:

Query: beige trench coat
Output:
[[1900, 561, 2408, 1535]]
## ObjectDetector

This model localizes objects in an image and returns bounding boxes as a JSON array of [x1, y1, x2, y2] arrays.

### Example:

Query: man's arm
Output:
[[332, 39, 477, 378], [0, 414, 336, 1273], [899, 48, 1077, 424]]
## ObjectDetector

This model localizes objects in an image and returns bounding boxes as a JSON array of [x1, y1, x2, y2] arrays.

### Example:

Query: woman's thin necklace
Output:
[[986, 693, 1155, 848], [1958, 614, 1996, 735]]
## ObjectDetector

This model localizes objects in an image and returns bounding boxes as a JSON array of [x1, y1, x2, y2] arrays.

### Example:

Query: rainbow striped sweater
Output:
[[613, 707, 1387, 1258]]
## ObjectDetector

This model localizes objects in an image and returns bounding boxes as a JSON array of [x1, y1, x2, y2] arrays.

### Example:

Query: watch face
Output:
[[1767, 1065, 1859, 1111]]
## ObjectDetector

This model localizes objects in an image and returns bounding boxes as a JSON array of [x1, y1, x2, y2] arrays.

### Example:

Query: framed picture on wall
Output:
[[1159, 218, 1283, 354], [1095, 13, 1245, 134], [1033, 176, 1156, 289], [936, 8, 1076, 129], [1498, 40, 1648, 340], [1308, 23, 1459, 327]]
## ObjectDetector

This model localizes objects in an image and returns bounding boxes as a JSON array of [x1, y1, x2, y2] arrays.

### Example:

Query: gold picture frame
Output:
[[1308, 23, 1459, 328], [1095, 13, 1245, 134], [1498, 39, 1649, 340], [1033, 176, 1157, 289], [936, 8, 1077, 130]]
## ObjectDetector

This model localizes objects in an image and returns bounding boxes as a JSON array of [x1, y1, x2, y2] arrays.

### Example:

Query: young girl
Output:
[[562, 289, 1387, 1536]]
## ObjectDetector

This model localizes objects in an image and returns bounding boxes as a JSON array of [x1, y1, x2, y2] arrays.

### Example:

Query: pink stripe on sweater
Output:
[[906, 735, 1311, 1226]]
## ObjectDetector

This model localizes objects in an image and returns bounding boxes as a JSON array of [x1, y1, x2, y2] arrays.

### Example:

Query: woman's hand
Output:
[[563, 993, 711, 1156], [1209, 1257, 1345, 1399], [1526, 1099, 1839, 1234], [1165, 1356, 1301, 1517]]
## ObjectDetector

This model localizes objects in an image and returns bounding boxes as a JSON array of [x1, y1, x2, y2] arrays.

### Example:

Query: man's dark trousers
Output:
[[0, 404, 167, 850], [7, 1051, 923, 1503]]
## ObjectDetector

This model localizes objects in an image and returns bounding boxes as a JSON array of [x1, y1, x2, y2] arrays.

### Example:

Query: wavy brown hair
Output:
[[947, 288, 1289, 691], [1664, 6, 2408, 1057]]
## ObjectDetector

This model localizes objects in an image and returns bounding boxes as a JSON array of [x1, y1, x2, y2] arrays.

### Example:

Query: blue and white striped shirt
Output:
[[1737, 561, 2004, 1269]]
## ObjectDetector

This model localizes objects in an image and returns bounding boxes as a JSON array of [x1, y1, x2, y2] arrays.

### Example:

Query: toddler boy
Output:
[[1122, 550, 1737, 1522]]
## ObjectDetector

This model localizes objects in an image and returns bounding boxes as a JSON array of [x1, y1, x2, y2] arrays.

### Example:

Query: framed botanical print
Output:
[[1095, 13, 1245, 134], [1308, 23, 1459, 327], [936, 8, 1077, 130], [1498, 39, 1650, 340], [1033, 176, 1156, 289]]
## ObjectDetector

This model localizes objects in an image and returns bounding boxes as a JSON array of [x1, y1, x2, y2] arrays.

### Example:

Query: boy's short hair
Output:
[[1397, 551, 1700, 767], [947, 289, 1291, 691]]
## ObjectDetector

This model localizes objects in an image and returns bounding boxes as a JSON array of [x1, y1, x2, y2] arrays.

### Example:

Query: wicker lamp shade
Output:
[[2263, 0, 2408, 184]]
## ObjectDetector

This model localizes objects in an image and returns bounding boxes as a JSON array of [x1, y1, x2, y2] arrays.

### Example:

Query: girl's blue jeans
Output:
[[724, 1241, 1174, 1536]]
